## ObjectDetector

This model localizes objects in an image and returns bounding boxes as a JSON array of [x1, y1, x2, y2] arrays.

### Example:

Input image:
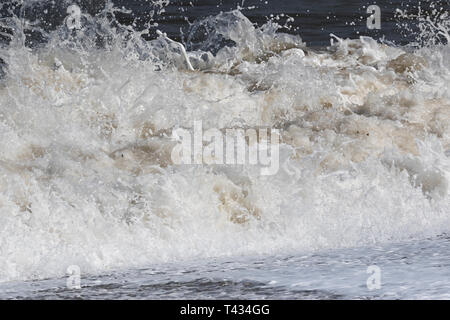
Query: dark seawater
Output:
[[1, 0, 449, 47]]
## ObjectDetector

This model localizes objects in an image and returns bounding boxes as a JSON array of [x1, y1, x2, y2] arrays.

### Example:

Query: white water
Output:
[[0, 9, 449, 284]]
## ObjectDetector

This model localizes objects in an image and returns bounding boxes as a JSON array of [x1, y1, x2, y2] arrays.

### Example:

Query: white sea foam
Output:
[[0, 8, 449, 282]]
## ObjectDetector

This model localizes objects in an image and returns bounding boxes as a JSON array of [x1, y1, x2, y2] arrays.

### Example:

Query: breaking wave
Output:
[[0, 1, 449, 282]]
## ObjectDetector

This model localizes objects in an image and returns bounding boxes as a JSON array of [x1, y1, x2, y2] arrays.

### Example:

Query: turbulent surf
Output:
[[0, 1, 449, 284]]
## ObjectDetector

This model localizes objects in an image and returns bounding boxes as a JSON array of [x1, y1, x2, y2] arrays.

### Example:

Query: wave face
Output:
[[0, 2, 449, 282]]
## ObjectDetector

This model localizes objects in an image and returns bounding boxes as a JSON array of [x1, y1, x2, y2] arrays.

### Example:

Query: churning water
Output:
[[0, 0, 449, 299]]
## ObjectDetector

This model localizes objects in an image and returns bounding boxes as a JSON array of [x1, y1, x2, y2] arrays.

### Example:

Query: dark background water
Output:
[[0, 0, 449, 47]]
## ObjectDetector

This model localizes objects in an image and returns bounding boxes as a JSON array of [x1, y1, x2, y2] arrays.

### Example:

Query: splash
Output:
[[395, 0, 450, 47], [0, 2, 449, 282]]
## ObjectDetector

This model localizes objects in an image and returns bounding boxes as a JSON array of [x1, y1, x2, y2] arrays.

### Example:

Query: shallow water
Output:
[[0, 1, 449, 299], [1, 236, 450, 299]]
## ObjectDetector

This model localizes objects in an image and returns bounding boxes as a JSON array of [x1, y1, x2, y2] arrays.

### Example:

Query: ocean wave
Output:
[[0, 4, 449, 282]]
